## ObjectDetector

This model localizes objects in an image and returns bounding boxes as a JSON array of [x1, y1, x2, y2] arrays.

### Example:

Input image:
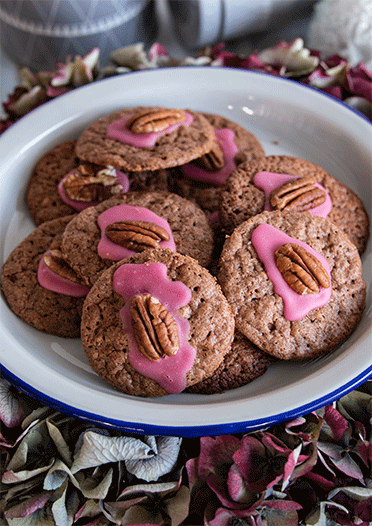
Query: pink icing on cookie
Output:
[[113, 262, 196, 394], [97, 204, 176, 261], [106, 112, 194, 148], [58, 168, 130, 212], [253, 171, 332, 217], [181, 128, 239, 185], [251, 224, 332, 321], [37, 255, 89, 297]]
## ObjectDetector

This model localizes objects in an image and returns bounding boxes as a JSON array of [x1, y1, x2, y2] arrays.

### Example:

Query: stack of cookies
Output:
[[1, 106, 369, 397]]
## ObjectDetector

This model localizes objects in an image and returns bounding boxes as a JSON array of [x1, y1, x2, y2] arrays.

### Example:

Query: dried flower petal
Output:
[[71, 432, 158, 473], [125, 436, 181, 482], [257, 38, 320, 77], [0, 379, 26, 428]]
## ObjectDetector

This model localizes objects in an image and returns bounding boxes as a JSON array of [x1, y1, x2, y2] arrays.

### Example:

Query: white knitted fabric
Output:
[[307, 0, 372, 69]]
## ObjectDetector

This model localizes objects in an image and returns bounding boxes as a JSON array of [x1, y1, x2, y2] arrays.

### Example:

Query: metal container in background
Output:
[[0, 0, 157, 71], [166, 0, 317, 50]]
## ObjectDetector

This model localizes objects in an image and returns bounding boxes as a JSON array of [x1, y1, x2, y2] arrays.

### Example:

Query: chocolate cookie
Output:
[[0, 215, 88, 337], [61, 191, 215, 287], [25, 140, 80, 225], [186, 330, 275, 394], [80, 248, 235, 397], [219, 155, 370, 254], [218, 210, 366, 360], [168, 112, 265, 215], [75, 106, 216, 172]]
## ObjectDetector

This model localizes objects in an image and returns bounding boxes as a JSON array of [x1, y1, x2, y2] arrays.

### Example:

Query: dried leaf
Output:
[[78, 466, 113, 499]]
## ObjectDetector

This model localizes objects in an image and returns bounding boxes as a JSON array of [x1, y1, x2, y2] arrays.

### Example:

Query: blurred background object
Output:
[[0, 0, 157, 70], [165, 0, 318, 52], [307, 0, 372, 70]]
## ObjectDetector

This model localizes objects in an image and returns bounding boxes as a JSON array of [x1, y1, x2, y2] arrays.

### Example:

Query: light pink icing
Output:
[[97, 204, 176, 261], [181, 128, 239, 185], [106, 112, 194, 148], [58, 168, 130, 212], [37, 255, 89, 297], [253, 171, 332, 217], [113, 262, 196, 394], [251, 224, 332, 321]]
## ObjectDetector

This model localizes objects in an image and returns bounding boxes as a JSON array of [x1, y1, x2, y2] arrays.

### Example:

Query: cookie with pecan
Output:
[[25, 139, 174, 226], [61, 191, 215, 287], [219, 155, 370, 254], [75, 106, 216, 172], [168, 112, 265, 216], [0, 215, 88, 337], [218, 210, 366, 360], [81, 248, 235, 397]]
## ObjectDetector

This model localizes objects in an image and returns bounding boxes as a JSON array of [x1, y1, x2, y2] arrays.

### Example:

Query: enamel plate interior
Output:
[[0, 67, 371, 437]]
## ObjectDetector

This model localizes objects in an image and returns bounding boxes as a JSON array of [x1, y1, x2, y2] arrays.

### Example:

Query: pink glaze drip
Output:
[[37, 255, 89, 297], [113, 262, 196, 394], [106, 112, 194, 148], [58, 168, 130, 212], [181, 128, 239, 185], [97, 204, 176, 261], [253, 171, 332, 217], [251, 224, 332, 321]]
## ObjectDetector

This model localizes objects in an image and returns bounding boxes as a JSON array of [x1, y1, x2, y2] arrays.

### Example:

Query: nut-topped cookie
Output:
[[61, 191, 215, 287], [25, 139, 175, 226], [218, 210, 366, 360], [80, 248, 235, 397], [75, 106, 217, 172], [0, 216, 88, 337], [219, 155, 370, 254], [168, 112, 265, 215]]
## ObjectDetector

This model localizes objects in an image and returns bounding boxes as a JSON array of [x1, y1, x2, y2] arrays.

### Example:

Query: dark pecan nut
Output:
[[275, 243, 330, 295], [270, 176, 327, 212], [126, 108, 187, 134], [130, 294, 179, 361], [105, 220, 170, 251]]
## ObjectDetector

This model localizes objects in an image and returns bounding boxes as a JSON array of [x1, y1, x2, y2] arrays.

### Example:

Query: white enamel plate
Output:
[[0, 67, 371, 437]]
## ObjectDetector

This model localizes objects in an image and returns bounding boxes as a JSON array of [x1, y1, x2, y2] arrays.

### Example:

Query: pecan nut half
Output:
[[105, 220, 170, 251], [194, 140, 225, 171], [43, 246, 84, 284], [270, 176, 327, 212], [275, 243, 330, 295], [130, 294, 179, 361], [62, 164, 123, 202], [126, 108, 187, 134]]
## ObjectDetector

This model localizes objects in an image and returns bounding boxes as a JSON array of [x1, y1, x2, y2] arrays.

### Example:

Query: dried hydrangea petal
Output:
[[125, 436, 182, 482]]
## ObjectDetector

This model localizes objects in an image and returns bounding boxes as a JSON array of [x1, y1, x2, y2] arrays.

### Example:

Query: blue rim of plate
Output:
[[1, 364, 371, 437], [0, 66, 371, 437]]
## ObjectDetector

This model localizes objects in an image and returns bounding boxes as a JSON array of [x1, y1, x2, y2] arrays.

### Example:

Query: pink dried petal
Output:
[[4, 491, 53, 519], [148, 42, 169, 62], [51, 62, 74, 87], [346, 63, 372, 103], [46, 85, 71, 98], [0, 380, 26, 427], [197, 435, 240, 481], [323, 405, 349, 442]]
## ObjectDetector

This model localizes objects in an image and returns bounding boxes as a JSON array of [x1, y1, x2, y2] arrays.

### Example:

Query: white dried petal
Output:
[[83, 47, 100, 71], [110, 43, 150, 68], [71, 432, 155, 473], [125, 436, 182, 482], [258, 38, 319, 77]]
